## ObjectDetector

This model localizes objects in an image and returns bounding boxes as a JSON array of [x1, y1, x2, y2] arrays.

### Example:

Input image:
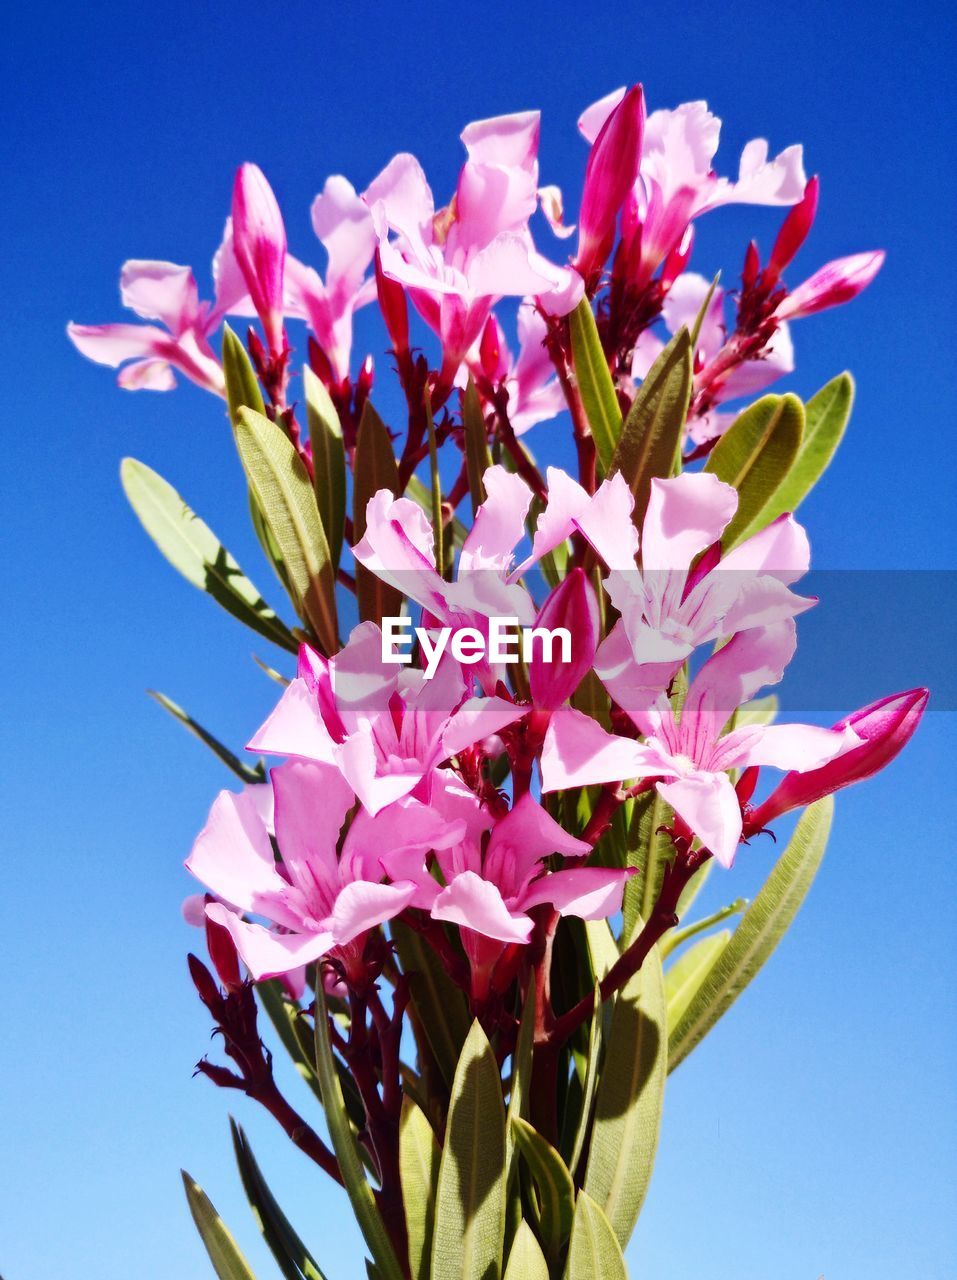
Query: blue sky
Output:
[[1, 1, 955, 1277]]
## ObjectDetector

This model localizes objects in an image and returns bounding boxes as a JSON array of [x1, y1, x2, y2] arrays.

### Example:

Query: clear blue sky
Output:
[[2, 2, 955, 1277]]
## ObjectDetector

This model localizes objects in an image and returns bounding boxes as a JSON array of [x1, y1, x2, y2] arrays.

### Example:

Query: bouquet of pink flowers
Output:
[[71, 82, 926, 1280]]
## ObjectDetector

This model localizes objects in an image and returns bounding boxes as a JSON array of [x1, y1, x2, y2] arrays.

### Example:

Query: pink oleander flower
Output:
[[231, 163, 288, 356], [470, 305, 567, 435], [775, 251, 886, 320], [581, 91, 806, 290], [247, 623, 524, 815], [388, 783, 630, 998], [368, 112, 582, 387], [575, 84, 645, 287], [632, 272, 795, 444], [543, 621, 856, 866], [186, 761, 427, 982], [747, 687, 928, 828], [67, 250, 242, 395]]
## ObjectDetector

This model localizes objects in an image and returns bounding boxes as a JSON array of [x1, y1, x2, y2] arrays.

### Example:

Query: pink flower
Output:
[[368, 113, 582, 386], [247, 624, 524, 814], [527, 569, 600, 711], [231, 163, 288, 356], [470, 305, 566, 435], [543, 622, 856, 867], [748, 687, 928, 827], [67, 254, 235, 396], [580, 92, 806, 289], [775, 251, 885, 320], [575, 84, 645, 287], [185, 762, 420, 982]]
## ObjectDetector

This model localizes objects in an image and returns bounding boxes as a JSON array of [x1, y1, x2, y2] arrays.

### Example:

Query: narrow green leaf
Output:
[[120, 458, 297, 652], [314, 981, 405, 1280], [223, 324, 266, 425], [690, 274, 720, 348], [566, 983, 603, 1178], [353, 400, 403, 627], [584, 921, 666, 1248], [407, 474, 468, 547], [255, 980, 322, 1104], [303, 366, 346, 571], [235, 408, 339, 655], [230, 1120, 327, 1280], [664, 930, 732, 1030], [399, 1097, 440, 1280], [564, 1192, 627, 1280], [668, 797, 834, 1070], [704, 393, 804, 546], [424, 391, 445, 575], [432, 1021, 507, 1280], [181, 1171, 258, 1280], [622, 789, 673, 943], [506, 986, 536, 1147], [661, 900, 746, 958], [463, 376, 492, 517], [511, 1118, 575, 1253], [503, 1220, 548, 1280], [741, 372, 854, 535], [569, 297, 621, 474], [148, 690, 264, 784], [392, 920, 470, 1091], [611, 327, 693, 524]]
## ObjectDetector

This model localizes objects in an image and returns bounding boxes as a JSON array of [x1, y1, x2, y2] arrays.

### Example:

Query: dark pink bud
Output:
[[188, 953, 223, 1013], [750, 688, 928, 827], [776, 250, 885, 320], [205, 911, 242, 992], [576, 85, 645, 287], [478, 315, 506, 382], [742, 240, 761, 292], [374, 248, 409, 355], [527, 568, 599, 711], [768, 176, 820, 281], [232, 163, 287, 355]]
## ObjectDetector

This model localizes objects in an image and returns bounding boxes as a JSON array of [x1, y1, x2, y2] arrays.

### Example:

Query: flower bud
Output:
[[231, 163, 287, 355], [749, 688, 928, 826], [575, 85, 644, 287], [776, 249, 885, 320], [528, 568, 599, 711], [767, 176, 819, 282], [374, 247, 409, 356], [205, 909, 243, 992]]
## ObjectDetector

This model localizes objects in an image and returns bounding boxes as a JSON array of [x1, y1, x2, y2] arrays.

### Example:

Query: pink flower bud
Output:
[[776, 249, 885, 320], [528, 568, 599, 711], [205, 909, 243, 992], [575, 85, 644, 287], [374, 247, 409, 356], [231, 163, 287, 354], [750, 688, 928, 827], [767, 176, 820, 281]]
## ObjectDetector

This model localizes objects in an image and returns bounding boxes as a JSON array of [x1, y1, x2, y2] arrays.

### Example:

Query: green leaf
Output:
[[432, 1021, 507, 1280], [181, 1171, 258, 1280], [563, 1192, 627, 1280], [622, 789, 673, 944], [584, 920, 667, 1248], [407, 474, 468, 547], [463, 377, 492, 517], [313, 981, 405, 1280], [222, 324, 266, 425], [611, 327, 693, 524], [255, 980, 322, 1104], [510, 1118, 575, 1254], [120, 458, 297, 653], [353, 400, 403, 627], [741, 372, 854, 536], [400, 1097, 440, 1280], [392, 920, 471, 1092], [234, 408, 339, 655], [661, 900, 746, 958], [503, 1220, 548, 1280], [566, 982, 603, 1179], [230, 1120, 327, 1280], [734, 694, 779, 729], [704, 393, 804, 546], [507, 985, 537, 1143], [668, 797, 834, 1071], [569, 297, 621, 474], [664, 930, 732, 1030], [303, 366, 346, 571], [424, 391, 446, 575], [148, 690, 264, 784]]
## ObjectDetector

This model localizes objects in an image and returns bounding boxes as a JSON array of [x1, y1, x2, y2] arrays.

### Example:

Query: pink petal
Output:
[[720, 513, 809, 584], [272, 760, 353, 890], [540, 705, 649, 792], [656, 772, 742, 868], [431, 871, 533, 944], [459, 466, 532, 574], [67, 321, 168, 366], [522, 866, 632, 919], [205, 903, 332, 981], [119, 260, 200, 331], [247, 678, 337, 762], [442, 696, 526, 758], [641, 473, 738, 571], [328, 880, 418, 946]]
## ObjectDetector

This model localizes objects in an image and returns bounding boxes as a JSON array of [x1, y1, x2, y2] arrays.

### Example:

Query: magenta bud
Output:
[[231, 163, 287, 355], [527, 568, 599, 711], [742, 239, 761, 292], [205, 911, 243, 992], [575, 85, 645, 287], [478, 315, 506, 382], [776, 249, 885, 321], [768, 176, 820, 281], [374, 248, 409, 356], [750, 688, 928, 827], [187, 953, 223, 1011]]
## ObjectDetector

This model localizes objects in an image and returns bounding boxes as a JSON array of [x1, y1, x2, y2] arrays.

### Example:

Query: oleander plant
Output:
[[71, 82, 927, 1280]]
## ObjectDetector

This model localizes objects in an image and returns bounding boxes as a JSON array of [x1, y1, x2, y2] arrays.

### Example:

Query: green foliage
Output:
[[564, 1192, 627, 1280], [392, 921, 471, 1093], [353, 400, 403, 627], [463, 376, 492, 516], [503, 1221, 549, 1280], [510, 1117, 575, 1257], [181, 1171, 258, 1280], [120, 457, 297, 652], [669, 798, 834, 1070], [303, 366, 346, 571], [568, 298, 621, 474], [399, 1098, 440, 1280], [148, 690, 265, 784], [664, 930, 732, 1030]]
